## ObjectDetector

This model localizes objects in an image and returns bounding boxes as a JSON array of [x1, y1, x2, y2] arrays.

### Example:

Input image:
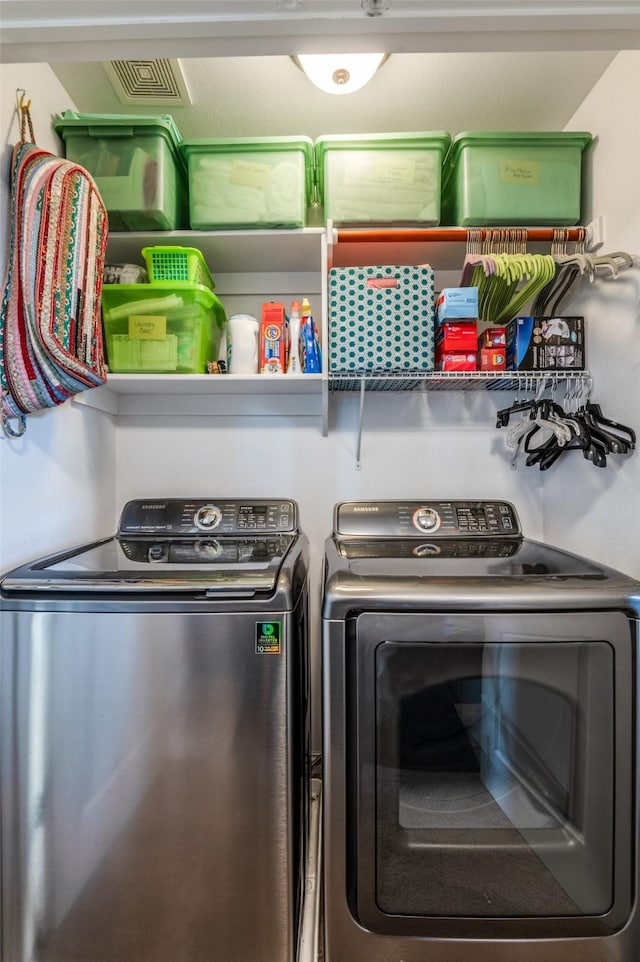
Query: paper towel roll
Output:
[[227, 314, 259, 374]]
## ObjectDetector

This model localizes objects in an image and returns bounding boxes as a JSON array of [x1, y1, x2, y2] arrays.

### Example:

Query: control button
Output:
[[412, 507, 441, 532], [503, 517, 513, 529], [148, 544, 167, 563], [413, 543, 441, 557], [194, 504, 222, 531], [196, 540, 222, 560]]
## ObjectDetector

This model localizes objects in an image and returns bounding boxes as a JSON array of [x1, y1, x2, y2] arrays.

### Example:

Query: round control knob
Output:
[[196, 540, 222, 560], [413, 543, 441, 557], [194, 504, 222, 531], [413, 507, 441, 532]]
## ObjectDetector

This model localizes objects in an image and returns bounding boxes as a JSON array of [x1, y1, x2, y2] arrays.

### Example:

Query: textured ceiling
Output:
[[50, 51, 616, 140]]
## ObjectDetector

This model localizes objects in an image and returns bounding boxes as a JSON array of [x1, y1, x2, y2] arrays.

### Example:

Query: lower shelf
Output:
[[328, 371, 591, 392]]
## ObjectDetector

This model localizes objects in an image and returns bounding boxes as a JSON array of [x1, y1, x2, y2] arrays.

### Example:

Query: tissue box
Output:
[[478, 347, 507, 371], [436, 349, 477, 372], [436, 287, 478, 324], [328, 264, 435, 372], [478, 326, 506, 348], [505, 316, 586, 370], [435, 322, 478, 352]]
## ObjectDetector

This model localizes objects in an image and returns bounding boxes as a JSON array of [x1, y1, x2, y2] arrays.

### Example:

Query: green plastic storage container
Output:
[[181, 136, 314, 230], [314, 132, 451, 226], [55, 112, 188, 231], [101, 283, 226, 374], [441, 131, 593, 227]]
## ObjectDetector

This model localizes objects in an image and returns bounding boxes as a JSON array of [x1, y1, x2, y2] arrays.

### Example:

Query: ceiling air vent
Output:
[[103, 59, 192, 106]]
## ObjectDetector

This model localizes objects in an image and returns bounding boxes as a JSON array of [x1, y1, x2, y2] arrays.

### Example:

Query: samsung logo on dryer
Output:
[[141, 503, 166, 509], [353, 506, 379, 512]]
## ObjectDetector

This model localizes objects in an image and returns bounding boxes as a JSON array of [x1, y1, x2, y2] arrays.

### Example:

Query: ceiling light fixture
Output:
[[294, 53, 387, 95]]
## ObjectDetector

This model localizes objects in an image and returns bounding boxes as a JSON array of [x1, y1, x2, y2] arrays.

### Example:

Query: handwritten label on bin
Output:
[[500, 159, 540, 186], [232, 159, 271, 189], [128, 316, 167, 339]]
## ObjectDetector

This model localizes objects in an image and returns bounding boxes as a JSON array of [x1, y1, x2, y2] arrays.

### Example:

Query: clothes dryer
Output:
[[322, 499, 640, 962]]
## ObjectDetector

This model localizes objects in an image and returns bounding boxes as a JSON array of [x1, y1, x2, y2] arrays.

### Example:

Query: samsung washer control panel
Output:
[[334, 500, 521, 538], [118, 499, 297, 536]]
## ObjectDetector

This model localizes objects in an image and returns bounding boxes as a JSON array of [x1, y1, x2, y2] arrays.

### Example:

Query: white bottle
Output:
[[287, 301, 302, 374], [227, 314, 259, 374]]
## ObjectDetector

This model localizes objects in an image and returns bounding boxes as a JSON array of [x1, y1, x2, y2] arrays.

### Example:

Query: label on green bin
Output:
[[232, 159, 271, 189], [500, 159, 540, 186], [129, 315, 167, 338]]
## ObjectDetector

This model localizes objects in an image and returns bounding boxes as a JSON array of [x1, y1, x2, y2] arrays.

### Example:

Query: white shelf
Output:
[[106, 228, 325, 275], [99, 226, 590, 433], [103, 373, 322, 395], [329, 371, 590, 392]]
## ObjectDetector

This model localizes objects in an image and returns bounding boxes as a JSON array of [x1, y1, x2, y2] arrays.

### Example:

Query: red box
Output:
[[436, 348, 477, 372], [478, 347, 507, 371], [260, 302, 287, 374], [478, 326, 506, 349], [435, 321, 477, 352]]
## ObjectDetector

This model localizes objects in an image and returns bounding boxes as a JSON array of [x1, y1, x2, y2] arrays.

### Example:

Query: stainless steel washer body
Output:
[[1, 498, 309, 962], [322, 500, 640, 962]]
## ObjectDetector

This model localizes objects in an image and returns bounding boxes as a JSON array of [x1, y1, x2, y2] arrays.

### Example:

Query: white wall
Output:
[[0, 64, 116, 571], [543, 51, 640, 578]]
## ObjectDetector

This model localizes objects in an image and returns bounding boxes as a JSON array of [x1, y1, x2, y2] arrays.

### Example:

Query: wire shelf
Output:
[[328, 371, 590, 393]]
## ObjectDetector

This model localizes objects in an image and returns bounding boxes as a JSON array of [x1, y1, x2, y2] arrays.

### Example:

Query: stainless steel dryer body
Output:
[[322, 500, 640, 962], [1, 499, 310, 962]]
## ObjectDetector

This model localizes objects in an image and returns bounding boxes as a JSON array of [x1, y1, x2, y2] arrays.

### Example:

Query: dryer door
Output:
[[349, 610, 634, 940]]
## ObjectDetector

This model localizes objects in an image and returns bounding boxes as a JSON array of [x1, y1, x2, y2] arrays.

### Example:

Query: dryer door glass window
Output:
[[351, 611, 633, 935], [375, 640, 613, 918]]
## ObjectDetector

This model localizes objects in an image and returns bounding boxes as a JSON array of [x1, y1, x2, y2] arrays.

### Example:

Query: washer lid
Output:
[[0, 533, 298, 595]]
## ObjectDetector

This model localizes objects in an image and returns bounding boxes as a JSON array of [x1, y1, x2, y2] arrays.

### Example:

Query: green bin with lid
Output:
[[314, 132, 451, 226], [101, 282, 226, 374], [181, 136, 314, 229], [441, 131, 593, 226], [55, 112, 188, 231]]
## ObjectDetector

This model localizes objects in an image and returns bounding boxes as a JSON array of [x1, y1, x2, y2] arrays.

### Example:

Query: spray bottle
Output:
[[287, 301, 302, 374], [299, 296, 322, 374]]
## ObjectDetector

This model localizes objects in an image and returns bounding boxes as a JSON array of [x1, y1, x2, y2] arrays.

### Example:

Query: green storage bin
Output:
[[101, 283, 226, 373], [314, 132, 451, 226], [441, 131, 593, 227], [55, 112, 188, 231], [181, 136, 314, 229]]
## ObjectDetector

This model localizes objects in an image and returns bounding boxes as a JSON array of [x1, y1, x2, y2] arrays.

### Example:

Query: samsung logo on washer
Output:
[[353, 506, 379, 512]]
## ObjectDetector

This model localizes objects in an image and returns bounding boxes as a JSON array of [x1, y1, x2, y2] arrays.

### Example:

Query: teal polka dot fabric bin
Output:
[[328, 265, 435, 372]]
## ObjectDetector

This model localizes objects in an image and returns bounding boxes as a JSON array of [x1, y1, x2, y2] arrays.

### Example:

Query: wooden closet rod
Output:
[[335, 227, 586, 244]]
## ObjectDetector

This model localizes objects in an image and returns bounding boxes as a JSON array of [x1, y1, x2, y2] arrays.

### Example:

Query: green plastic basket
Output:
[[142, 246, 215, 290]]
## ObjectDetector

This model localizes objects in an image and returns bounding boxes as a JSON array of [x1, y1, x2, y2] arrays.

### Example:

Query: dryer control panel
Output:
[[334, 500, 521, 538], [118, 499, 297, 536]]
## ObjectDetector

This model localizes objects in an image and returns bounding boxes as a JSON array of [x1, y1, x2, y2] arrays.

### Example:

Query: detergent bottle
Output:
[[287, 301, 302, 374], [299, 297, 321, 374]]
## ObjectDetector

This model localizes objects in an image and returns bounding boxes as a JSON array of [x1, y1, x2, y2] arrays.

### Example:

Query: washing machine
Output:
[[0, 498, 309, 962], [322, 499, 640, 962]]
